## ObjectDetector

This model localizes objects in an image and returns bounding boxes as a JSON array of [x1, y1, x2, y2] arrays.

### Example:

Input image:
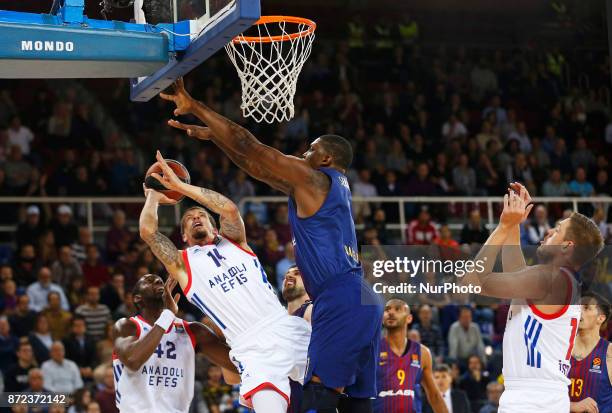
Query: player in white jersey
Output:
[[139, 151, 311, 413], [463, 183, 604, 413], [112, 274, 236, 413]]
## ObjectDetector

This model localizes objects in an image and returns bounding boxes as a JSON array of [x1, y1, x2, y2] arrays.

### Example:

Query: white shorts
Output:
[[229, 310, 311, 408], [499, 380, 570, 413]]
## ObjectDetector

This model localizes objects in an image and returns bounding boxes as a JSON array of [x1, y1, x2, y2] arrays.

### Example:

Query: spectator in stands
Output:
[[227, 170, 255, 204], [41, 341, 83, 394], [71, 226, 92, 264], [595, 169, 610, 196], [95, 366, 119, 413], [405, 163, 438, 196], [105, 209, 133, 263], [66, 277, 84, 310], [506, 153, 535, 192], [525, 205, 551, 245], [571, 136, 596, 171], [460, 210, 489, 246], [109, 148, 140, 195], [82, 244, 110, 288], [424, 364, 471, 413], [406, 208, 438, 245], [63, 315, 96, 382], [29, 314, 52, 364], [479, 382, 504, 413], [9, 294, 36, 338], [51, 245, 83, 288], [549, 138, 573, 177], [50, 205, 79, 247], [482, 95, 508, 126], [75, 286, 111, 342], [15, 205, 45, 249], [42, 291, 72, 340], [38, 230, 57, 267], [27, 266, 69, 312], [0, 316, 18, 371], [4, 144, 32, 193], [453, 154, 477, 195], [448, 307, 486, 366], [0, 279, 18, 314], [507, 121, 532, 153], [542, 168, 570, 196], [4, 341, 36, 392], [353, 169, 378, 218], [114, 291, 137, 320], [202, 364, 233, 413], [100, 273, 125, 313], [70, 388, 93, 413], [593, 207, 611, 243], [415, 304, 444, 357], [8, 115, 34, 156], [275, 243, 295, 289], [14, 244, 41, 287], [434, 224, 461, 260], [569, 167, 595, 197], [458, 355, 489, 412], [260, 229, 285, 271], [25, 368, 49, 393], [442, 114, 468, 140]]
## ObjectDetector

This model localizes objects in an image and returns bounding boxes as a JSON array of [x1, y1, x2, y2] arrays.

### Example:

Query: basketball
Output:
[[144, 159, 191, 202]]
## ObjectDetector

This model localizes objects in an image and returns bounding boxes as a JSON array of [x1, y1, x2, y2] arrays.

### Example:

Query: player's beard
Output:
[[536, 245, 555, 263], [192, 227, 208, 241], [283, 285, 306, 302]]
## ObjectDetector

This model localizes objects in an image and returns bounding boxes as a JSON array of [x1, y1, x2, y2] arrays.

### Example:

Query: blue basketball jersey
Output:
[[287, 167, 361, 299], [373, 338, 424, 413], [569, 338, 612, 412]]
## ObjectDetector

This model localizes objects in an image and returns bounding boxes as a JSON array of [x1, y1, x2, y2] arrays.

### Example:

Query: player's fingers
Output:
[[159, 92, 175, 102], [167, 119, 189, 130], [149, 172, 166, 183], [173, 293, 181, 304], [503, 194, 509, 210], [525, 203, 534, 217], [176, 77, 184, 90]]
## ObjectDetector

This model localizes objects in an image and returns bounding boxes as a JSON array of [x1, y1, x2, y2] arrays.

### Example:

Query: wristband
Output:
[[154, 309, 175, 331]]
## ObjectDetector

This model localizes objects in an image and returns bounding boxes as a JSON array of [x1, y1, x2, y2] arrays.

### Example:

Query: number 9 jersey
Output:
[[113, 315, 196, 413]]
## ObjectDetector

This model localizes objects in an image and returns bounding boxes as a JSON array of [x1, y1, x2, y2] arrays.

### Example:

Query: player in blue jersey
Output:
[[162, 78, 384, 413], [374, 299, 448, 413], [569, 292, 612, 413]]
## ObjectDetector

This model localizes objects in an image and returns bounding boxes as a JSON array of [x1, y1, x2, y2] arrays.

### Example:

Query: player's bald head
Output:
[[318, 134, 353, 171]]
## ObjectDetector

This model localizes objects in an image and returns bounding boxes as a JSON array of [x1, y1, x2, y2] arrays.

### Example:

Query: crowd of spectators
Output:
[[0, 10, 609, 412]]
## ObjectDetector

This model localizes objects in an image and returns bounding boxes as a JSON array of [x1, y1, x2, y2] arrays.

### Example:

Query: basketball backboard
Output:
[[130, 0, 260, 102]]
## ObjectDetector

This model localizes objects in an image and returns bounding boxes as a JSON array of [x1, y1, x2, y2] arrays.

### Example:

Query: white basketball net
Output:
[[225, 18, 315, 124]]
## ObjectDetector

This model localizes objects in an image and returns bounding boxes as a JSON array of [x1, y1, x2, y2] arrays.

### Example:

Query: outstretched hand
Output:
[[163, 277, 181, 315], [150, 151, 185, 192], [508, 182, 534, 223], [500, 190, 530, 228], [142, 183, 177, 205], [160, 78, 195, 116], [167, 119, 213, 141]]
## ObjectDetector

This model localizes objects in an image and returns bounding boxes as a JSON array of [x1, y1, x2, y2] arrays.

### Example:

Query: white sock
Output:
[[251, 389, 288, 413]]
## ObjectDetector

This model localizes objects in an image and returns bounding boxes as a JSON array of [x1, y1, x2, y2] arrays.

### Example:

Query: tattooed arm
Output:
[[161, 79, 330, 217], [151, 152, 247, 246], [139, 188, 188, 288]]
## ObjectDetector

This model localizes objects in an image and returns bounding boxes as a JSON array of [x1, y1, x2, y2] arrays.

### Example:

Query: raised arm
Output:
[[113, 279, 180, 370], [420, 345, 449, 413], [463, 191, 550, 300], [161, 79, 328, 209], [139, 187, 188, 287], [151, 151, 247, 245], [502, 183, 533, 272]]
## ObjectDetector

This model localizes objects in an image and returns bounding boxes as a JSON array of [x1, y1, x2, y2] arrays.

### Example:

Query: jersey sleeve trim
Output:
[[242, 381, 290, 405], [224, 237, 257, 257], [181, 249, 193, 295], [129, 317, 141, 339], [183, 320, 196, 349], [527, 268, 573, 320]]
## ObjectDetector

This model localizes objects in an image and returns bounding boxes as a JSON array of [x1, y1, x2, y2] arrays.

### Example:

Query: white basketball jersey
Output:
[[113, 315, 195, 413], [181, 237, 286, 346], [502, 268, 580, 388]]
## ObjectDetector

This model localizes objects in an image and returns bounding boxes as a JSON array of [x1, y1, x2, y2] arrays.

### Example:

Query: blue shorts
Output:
[[304, 273, 383, 398]]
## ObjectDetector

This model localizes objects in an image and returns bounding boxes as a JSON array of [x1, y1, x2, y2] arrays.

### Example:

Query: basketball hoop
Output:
[[225, 16, 316, 124]]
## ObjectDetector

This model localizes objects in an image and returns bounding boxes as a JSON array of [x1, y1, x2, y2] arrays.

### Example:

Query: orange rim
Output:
[[232, 15, 316, 44]]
